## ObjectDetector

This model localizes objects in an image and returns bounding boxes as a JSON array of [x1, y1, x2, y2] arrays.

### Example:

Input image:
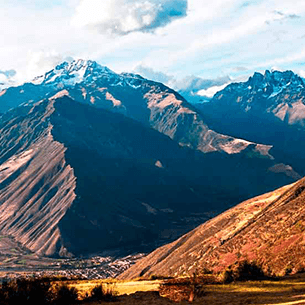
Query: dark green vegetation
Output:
[[159, 271, 305, 304], [0, 277, 117, 305], [154, 261, 268, 302], [2, 268, 305, 305], [222, 261, 268, 283]]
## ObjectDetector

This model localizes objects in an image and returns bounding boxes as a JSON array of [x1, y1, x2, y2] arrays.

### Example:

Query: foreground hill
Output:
[[0, 93, 294, 258], [197, 70, 305, 175], [121, 177, 305, 279]]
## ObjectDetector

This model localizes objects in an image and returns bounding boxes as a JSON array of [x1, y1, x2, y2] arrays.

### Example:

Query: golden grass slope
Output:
[[120, 179, 305, 279]]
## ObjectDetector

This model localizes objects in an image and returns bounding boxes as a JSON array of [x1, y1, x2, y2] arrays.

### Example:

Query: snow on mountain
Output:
[[0, 63, 300, 259], [222, 70, 305, 101], [32, 59, 115, 86], [31, 59, 145, 91]]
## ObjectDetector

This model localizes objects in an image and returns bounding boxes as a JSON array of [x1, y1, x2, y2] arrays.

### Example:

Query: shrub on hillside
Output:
[[0, 277, 81, 305], [234, 261, 266, 281], [222, 269, 234, 283], [51, 284, 79, 305], [222, 261, 267, 283], [0, 277, 121, 304], [149, 274, 174, 280], [159, 273, 206, 303], [85, 283, 118, 302]]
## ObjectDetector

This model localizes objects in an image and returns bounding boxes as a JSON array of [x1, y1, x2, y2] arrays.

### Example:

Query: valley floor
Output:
[[0, 235, 145, 280]]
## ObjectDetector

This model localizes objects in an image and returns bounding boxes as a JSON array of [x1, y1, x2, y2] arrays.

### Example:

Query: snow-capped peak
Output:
[[32, 59, 115, 86]]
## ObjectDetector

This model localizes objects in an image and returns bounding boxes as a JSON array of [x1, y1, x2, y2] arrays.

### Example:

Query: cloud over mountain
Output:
[[134, 65, 173, 84], [0, 70, 16, 78], [0, 70, 17, 89], [72, 0, 188, 35]]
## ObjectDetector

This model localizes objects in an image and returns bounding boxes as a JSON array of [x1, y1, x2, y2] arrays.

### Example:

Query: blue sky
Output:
[[1, 0, 305, 88]]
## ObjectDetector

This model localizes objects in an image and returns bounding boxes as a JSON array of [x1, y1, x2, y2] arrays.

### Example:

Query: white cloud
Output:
[[0, 74, 8, 83], [134, 65, 173, 83], [71, 0, 188, 35], [197, 83, 231, 98], [297, 70, 305, 78], [1, 0, 305, 86], [27, 51, 64, 77], [133, 65, 232, 93], [0, 70, 16, 78], [0, 69, 17, 89], [12, 51, 74, 84], [23, 51, 62, 82], [171, 74, 231, 92]]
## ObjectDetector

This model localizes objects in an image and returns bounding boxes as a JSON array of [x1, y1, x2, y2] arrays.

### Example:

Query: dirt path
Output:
[[266, 300, 305, 305]]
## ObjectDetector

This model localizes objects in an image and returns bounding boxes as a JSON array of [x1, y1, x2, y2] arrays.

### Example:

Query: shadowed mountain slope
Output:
[[120, 177, 305, 279], [0, 94, 295, 258]]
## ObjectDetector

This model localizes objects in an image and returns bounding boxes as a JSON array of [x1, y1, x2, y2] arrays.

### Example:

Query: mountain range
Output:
[[0, 60, 296, 258], [0, 60, 274, 156], [120, 69, 305, 279]]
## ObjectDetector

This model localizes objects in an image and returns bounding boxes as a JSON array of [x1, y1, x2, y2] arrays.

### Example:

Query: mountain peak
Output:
[[32, 59, 115, 86], [55, 59, 112, 74], [264, 69, 303, 85], [246, 70, 304, 89]]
